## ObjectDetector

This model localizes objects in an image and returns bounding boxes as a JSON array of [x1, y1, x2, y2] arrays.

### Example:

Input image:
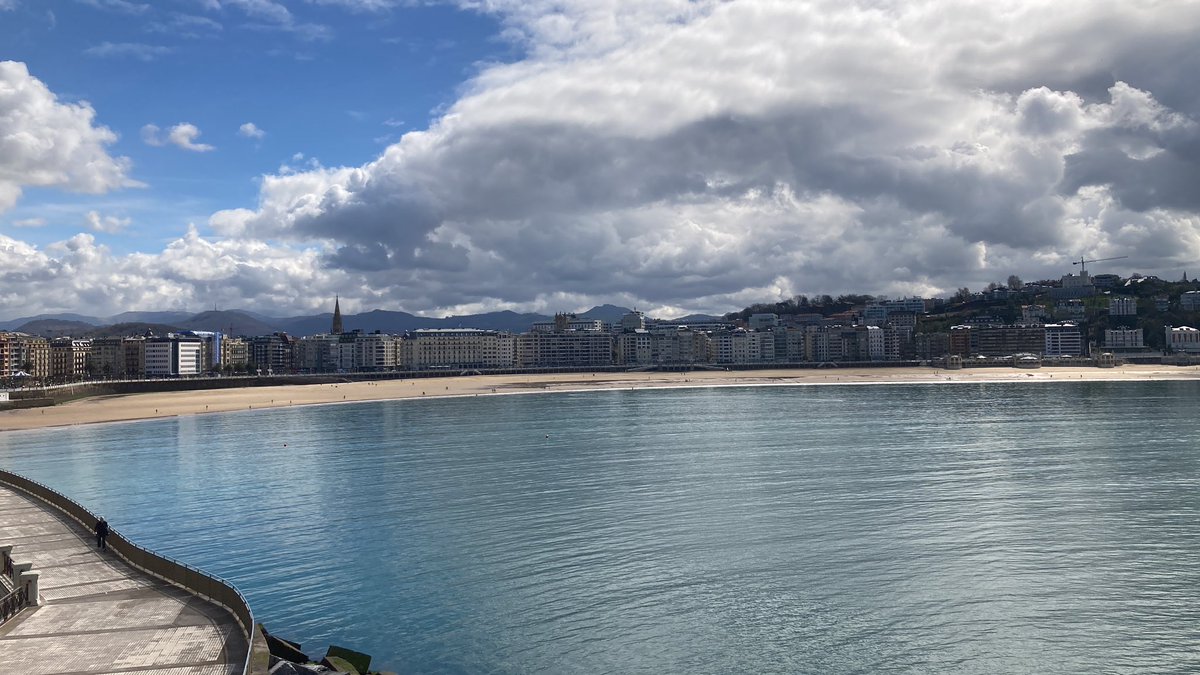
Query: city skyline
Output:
[[2, 1, 1199, 320]]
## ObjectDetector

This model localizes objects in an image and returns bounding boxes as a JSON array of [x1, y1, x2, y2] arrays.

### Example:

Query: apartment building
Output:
[[516, 331, 613, 368], [144, 336, 202, 376], [1044, 323, 1084, 357], [1104, 328, 1144, 350], [1109, 296, 1138, 316], [404, 329, 515, 370], [89, 337, 127, 378], [50, 338, 91, 381], [0, 332, 51, 379]]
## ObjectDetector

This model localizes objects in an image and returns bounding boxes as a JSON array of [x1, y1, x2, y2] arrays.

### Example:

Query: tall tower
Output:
[[331, 296, 344, 335]]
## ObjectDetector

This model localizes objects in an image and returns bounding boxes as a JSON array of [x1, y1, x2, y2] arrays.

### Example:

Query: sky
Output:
[[1, 0, 1199, 320]]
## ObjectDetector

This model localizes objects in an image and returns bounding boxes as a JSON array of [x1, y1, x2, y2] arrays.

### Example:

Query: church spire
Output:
[[331, 295, 343, 335]]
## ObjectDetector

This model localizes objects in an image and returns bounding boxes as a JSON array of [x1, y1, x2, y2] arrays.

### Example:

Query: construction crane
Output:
[[1072, 255, 1128, 275]]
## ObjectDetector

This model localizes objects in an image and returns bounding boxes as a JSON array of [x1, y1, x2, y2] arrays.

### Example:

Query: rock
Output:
[[325, 645, 371, 674], [321, 655, 359, 675], [265, 632, 310, 664]]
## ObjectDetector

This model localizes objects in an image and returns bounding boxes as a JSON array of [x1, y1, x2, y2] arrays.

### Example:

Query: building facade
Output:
[[1166, 325, 1200, 353], [1044, 323, 1084, 357], [404, 329, 515, 370], [144, 337, 202, 376], [1104, 328, 1144, 349], [516, 331, 613, 368], [50, 338, 91, 381], [1109, 296, 1138, 316]]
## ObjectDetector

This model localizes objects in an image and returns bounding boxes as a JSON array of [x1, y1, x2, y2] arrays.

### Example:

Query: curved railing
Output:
[[0, 469, 263, 674]]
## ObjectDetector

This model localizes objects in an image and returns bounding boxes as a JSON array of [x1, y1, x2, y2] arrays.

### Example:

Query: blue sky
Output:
[[1, 1, 1199, 320], [2, 0, 512, 253]]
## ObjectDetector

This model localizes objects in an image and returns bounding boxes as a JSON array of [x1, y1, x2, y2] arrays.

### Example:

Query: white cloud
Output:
[[0, 228, 343, 319], [76, 0, 149, 14], [142, 122, 215, 152], [238, 122, 265, 139], [0, 61, 135, 215], [11, 217, 45, 228], [83, 42, 173, 61], [0, 1, 17, 11], [223, 0, 331, 40], [303, 0, 397, 11], [84, 210, 131, 233], [9, 2, 1200, 318], [146, 13, 223, 37], [140, 124, 164, 146], [204, 0, 1200, 315]]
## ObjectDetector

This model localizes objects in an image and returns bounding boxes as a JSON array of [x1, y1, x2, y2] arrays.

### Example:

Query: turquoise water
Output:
[[2, 382, 1200, 673]]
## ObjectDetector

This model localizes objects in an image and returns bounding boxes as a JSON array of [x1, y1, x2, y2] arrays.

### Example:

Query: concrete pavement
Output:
[[0, 484, 246, 675]]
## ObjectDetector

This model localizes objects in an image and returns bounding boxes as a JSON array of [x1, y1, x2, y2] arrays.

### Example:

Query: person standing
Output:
[[94, 517, 109, 550]]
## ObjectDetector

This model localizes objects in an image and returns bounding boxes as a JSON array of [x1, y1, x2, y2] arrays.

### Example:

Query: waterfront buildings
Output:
[[50, 338, 91, 381], [404, 329, 515, 370], [516, 330, 613, 368], [0, 332, 50, 379], [144, 336, 202, 376], [1044, 323, 1084, 357], [1104, 328, 1145, 350], [1166, 326, 1200, 353]]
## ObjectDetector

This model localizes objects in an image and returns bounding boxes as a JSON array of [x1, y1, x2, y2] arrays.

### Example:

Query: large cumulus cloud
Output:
[[0, 61, 135, 213], [0, 227, 345, 318], [205, 0, 1200, 316]]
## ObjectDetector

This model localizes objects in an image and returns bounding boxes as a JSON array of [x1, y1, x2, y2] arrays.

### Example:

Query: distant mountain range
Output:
[[0, 304, 722, 338]]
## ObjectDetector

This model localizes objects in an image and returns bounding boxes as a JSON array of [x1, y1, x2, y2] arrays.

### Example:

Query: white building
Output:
[[652, 328, 711, 364], [1044, 323, 1083, 357], [711, 329, 775, 363], [404, 329, 515, 370], [1109, 296, 1138, 316], [531, 317, 607, 333], [1104, 328, 1144, 349], [864, 325, 885, 361], [1166, 325, 1200, 353], [144, 337, 202, 376], [355, 333, 399, 371], [615, 330, 653, 365]]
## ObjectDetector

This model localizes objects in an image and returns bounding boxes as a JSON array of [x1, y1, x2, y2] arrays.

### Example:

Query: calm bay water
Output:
[[2, 381, 1200, 673]]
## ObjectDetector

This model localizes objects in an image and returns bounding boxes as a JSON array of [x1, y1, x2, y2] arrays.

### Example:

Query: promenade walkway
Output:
[[0, 484, 246, 675]]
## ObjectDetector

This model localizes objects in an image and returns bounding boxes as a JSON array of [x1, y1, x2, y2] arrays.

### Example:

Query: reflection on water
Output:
[[2, 381, 1199, 673]]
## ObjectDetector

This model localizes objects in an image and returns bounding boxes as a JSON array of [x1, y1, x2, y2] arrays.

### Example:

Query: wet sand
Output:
[[2, 365, 1198, 432]]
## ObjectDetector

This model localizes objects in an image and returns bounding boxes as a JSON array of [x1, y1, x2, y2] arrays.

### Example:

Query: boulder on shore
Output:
[[325, 645, 371, 674]]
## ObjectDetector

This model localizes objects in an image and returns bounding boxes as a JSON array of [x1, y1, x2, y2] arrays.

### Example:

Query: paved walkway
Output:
[[0, 484, 246, 675]]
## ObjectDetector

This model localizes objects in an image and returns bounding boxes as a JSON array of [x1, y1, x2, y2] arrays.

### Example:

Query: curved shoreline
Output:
[[2, 365, 1199, 433]]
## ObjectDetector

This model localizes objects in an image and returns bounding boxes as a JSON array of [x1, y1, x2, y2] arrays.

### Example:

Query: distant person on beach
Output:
[[95, 517, 109, 550]]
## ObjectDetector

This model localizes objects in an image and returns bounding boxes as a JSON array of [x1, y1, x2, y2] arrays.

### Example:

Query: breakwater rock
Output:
[[262, 625, 396, 675]]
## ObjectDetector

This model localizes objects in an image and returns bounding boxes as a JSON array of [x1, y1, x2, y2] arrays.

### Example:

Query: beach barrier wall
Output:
[[0, 469, 268, 675]]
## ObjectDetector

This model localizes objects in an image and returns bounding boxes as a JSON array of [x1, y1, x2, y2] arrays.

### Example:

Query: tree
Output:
[[952, 287, 972, 303], [1007, 275, 1023, 290]]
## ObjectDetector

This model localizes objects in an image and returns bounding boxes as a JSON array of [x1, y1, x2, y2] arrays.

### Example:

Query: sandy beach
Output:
[[2, 365, 1198, 433]]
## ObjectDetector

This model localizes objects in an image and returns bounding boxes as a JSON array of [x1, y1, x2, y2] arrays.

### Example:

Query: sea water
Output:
[[1, 381, 1199, 673]]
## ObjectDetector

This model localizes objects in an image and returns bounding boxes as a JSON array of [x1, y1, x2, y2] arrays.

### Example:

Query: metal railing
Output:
[[0, 584, 28, 624], [0, 469, 261, 674]]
